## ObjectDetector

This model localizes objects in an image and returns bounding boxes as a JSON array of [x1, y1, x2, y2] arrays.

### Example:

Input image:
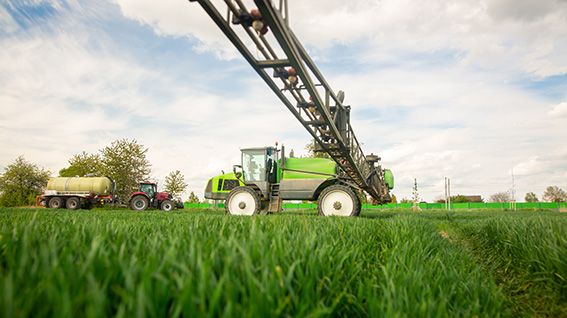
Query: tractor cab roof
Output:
[[240, 146, 277, 152]]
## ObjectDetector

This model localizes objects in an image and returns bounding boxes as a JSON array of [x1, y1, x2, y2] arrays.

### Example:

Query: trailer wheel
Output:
[[160, 200, 174, 212], [225, 187, 260, 216], [66, 197, 81, 210], [130, 195, 149, 211], [317, 185, 361, 217], [47, 197, 64, 209]]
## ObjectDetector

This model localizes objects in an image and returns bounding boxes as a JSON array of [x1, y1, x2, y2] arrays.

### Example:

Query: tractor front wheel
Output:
[[130, 195, 149, 211], [225, 187, 260, 216], [160, 200, 174, 212], [318, 185, 361, 217]]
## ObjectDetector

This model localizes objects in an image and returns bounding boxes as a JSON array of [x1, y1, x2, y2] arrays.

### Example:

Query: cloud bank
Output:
[[1, 0, 566, 202]]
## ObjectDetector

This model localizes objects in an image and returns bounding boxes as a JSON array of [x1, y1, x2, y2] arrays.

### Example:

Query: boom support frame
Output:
[[190, 0, 390, 203]]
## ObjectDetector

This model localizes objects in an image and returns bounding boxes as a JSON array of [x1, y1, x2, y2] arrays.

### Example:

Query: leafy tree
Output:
[[451, 195, 469, 203], [305, 140, 330, 159], [399, 198, 411, 203], [525, 192, 539, 202], [164, 170, 187, 198], [412, 178, 421, 211], [99, 139, 151, 202], [489, 192, 511, 203], [543, 186, 566, 203], [187, 191, 200, 203], [59, 151, 101, 177], [0, 156, 50, 207], [435, 196, 445, 204]]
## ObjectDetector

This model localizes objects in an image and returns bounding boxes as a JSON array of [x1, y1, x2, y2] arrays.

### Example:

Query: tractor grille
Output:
[[222, 180, 239, 191]]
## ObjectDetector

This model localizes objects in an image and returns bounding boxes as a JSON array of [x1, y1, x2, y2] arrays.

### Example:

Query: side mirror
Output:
[[233, 165, 243, 181]]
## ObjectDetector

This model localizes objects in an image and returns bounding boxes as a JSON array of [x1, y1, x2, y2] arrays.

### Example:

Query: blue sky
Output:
[[1, 0, 566, 202]]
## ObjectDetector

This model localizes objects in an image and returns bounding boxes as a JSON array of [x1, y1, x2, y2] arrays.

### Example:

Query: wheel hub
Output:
[[228, 190, 257, 215], [320, 189, 355, 216]]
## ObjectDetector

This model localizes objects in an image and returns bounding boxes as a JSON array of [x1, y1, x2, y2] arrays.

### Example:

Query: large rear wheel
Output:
[[47, 197, 64, 209], [130, 195, 149, 211], [318, 185, 361, 217], [66, 197, 81, 210], [225, 187, 260, 216]]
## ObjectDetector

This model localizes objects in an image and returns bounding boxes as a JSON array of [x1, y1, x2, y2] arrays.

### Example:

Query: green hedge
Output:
[[185, 201, 566, 210]]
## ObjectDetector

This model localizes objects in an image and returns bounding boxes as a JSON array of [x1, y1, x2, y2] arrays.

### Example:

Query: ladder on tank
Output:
[[189, 0, 391, 203]]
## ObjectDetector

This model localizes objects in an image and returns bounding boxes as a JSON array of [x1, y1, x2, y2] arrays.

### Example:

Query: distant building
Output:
[[463, 195, 483, 202]]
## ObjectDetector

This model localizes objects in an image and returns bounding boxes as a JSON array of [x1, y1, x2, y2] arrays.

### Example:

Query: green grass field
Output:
[[1, 209, 565, 317]]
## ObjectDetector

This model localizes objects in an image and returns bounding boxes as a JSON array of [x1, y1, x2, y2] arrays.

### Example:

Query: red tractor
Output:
[[129, 182, 184, 212]]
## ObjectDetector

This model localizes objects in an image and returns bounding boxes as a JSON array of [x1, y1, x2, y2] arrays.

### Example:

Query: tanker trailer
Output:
[[41, 176, 116, 210]]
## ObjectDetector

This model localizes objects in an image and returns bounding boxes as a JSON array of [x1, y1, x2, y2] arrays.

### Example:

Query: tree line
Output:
[[0, 139, 201, 207], [490, 187, 566, 203]]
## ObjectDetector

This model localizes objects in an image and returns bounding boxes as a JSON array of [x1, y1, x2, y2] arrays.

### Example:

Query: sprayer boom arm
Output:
[[190, 0, 390, 202]]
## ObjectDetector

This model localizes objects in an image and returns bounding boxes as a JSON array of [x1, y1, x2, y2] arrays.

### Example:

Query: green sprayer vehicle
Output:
[[193, 0, 395, 216], [205, 146, 394, 216]]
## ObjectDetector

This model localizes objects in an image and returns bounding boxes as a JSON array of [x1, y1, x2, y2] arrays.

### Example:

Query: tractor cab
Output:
[[240, 147, 279, 184], [203, 146, 281, 202], [139, 182, 157, 198]]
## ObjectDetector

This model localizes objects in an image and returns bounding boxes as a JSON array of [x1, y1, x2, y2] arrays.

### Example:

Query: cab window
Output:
[[242, 150, 266, 182], [140, 184, 155, 197]]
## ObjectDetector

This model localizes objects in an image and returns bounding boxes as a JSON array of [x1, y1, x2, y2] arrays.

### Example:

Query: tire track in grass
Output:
[[435, 212, 567, 317], [366, 214, 509, 317]]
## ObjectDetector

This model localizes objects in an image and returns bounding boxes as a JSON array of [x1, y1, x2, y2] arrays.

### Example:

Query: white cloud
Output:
[[112, 0, 240, 59], [1, 0, 565, 203], [0, 13, 305, 198], [549, 102, 567, 118], [513, 156, 544, 176], [333, 63, 567, 200], [115, 0, 567, 78]]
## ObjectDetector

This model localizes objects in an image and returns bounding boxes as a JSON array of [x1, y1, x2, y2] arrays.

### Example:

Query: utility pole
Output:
[[444, 177, 452, 210], [510, 169, 516, 211], [448, 178, 451, 210], [444, 177, 448, 210]]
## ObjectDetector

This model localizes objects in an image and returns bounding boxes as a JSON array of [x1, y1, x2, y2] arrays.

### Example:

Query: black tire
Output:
[[130, 195, 149, 211], [66, 197, 81, 210], [225, 186, 261, 216], [47, 197, 64, 209], [354, 196, 362, 217], [317, 185, 361, 217], [160, 200, 174, 212]]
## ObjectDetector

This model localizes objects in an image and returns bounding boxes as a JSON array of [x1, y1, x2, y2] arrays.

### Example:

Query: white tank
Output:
[[46, 177, 114, 196]]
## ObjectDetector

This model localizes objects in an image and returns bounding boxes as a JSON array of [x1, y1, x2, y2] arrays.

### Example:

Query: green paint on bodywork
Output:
[[207, 158, 336, 197], [206, 155, 395, 199], [384, 169, 394, 190], [210, 172, 244, 193], [282, 157, 336, 179]]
